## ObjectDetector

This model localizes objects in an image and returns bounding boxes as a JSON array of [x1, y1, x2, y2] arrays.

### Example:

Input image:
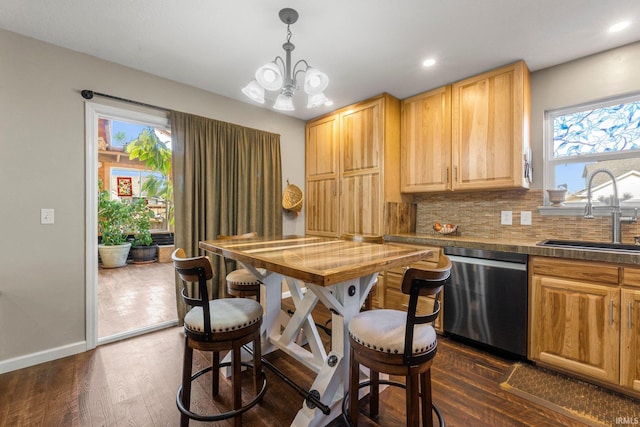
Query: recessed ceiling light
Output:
[[609, 21, 630, 32], [422, 58, 436, 67]]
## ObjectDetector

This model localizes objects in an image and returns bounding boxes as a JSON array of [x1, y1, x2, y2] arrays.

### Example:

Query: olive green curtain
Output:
[[171, 110, 282, 323]]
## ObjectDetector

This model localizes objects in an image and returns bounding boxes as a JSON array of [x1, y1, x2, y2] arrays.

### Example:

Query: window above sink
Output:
[[542, 92, 640, 214]]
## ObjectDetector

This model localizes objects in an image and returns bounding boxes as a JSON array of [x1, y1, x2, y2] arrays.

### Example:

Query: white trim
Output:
[[85, 103, 98, 350], [85, 102, 170, 350], [98, 319, 178, 346], [0, 341, 86, 374]]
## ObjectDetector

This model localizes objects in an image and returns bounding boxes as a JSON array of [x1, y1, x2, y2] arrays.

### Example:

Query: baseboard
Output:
[[0, 341, 86, 374]]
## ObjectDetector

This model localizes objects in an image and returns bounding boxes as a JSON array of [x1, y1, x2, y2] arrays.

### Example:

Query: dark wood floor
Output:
[[1, 298, 585, 426]]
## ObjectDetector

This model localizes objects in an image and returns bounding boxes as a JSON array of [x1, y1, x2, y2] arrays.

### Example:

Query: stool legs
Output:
[[407, 372, 419, 427], [252, 337, 262, 394], [421, 370, 433, 427], [348, 346, 360, 423], [370, 370, 380, 417], [232, 345, 242, 427], [180, 338, 193, 427], [347, 350, 437, 427]]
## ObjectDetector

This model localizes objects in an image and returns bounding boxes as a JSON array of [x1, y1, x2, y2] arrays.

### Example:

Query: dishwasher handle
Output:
[[447, 254, 527, 272]]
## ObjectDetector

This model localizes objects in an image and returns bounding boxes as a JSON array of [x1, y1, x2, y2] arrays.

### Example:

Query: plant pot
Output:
[[130, 244, 158, 264], [546, 189, 567, 206], [98, 242, 131, 268]]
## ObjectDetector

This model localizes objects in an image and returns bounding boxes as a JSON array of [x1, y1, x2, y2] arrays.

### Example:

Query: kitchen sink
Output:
[[537, 239, 640, 252]]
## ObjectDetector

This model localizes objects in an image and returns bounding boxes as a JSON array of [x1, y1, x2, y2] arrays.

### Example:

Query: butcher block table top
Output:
[[199, 235, 433, 287]]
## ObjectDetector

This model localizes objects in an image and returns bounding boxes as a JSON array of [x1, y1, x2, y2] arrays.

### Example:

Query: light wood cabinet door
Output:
[[306, 115, 339, 237], [400, 86, 452, 192], [530, 274, 620, 383], [339, 99, 383, 236], [621, 288, 640, 391], [451, 61, 530, 191]]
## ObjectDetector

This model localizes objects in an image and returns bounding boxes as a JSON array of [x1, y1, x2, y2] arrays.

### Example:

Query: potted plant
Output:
[[98, 189, 134, 268], [129, 199, 158, 263]]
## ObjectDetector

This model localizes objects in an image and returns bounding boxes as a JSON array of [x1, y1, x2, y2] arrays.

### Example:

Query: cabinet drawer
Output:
[[623, 267, 640, 288], [529, 256, 619, 285]]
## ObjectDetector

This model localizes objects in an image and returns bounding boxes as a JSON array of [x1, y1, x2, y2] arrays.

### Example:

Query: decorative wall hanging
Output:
[[283, 180, 303, 216], [117, 177, 133, 196]]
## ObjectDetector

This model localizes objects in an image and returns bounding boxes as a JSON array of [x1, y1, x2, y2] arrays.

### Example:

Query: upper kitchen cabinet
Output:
[[452, 61, 531, 191], [401, 61, 531, 193], [401, 86, 452, 192], [306, 93, 408, 237], [306, 114, 340, 237]]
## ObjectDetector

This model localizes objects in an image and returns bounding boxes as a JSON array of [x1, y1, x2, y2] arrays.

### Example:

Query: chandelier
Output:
[[242, 8, 329, 111]]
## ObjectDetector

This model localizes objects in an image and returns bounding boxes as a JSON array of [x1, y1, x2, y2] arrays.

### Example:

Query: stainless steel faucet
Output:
[[584, 168, 637, 244]]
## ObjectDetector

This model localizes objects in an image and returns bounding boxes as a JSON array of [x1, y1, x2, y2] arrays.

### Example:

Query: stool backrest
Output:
[[172, 248, 214, 338], [217, 231, 258, 240], [402, 252, 451, 365], [340, 233, 384, 244]]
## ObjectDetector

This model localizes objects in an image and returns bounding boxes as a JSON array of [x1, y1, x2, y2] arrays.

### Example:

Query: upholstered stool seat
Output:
[[226, 268, 265, 300], [349, 309, 438, 356], [173, 248, 267, 427], [183, 297, 263, 334], [218, 232, 263, 301]]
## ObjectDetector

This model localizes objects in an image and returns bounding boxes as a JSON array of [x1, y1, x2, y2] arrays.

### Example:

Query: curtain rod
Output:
[[81, 90, 171, 112]]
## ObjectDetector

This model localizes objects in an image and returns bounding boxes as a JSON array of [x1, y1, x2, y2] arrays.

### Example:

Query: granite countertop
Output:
[[385, 233, 640, 266]]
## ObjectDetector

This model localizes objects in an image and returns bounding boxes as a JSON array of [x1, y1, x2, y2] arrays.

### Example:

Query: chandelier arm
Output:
[[293, 59, 310, 74], [273, 56, 286, 71], [293, 68, 307, 84]]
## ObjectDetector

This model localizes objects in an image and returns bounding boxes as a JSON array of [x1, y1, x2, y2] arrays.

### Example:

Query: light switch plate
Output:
[[520, 211, 532, 226], [41, 208, 54, 225], [501, 210, 513, 225]]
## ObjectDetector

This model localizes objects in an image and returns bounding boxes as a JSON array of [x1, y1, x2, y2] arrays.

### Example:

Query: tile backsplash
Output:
[[414, 189, 640, 243]]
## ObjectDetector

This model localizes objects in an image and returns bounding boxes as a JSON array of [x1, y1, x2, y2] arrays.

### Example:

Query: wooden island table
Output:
[[199, 235, 432, 427]]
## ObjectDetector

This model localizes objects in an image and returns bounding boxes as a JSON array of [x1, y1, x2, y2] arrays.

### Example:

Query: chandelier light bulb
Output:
[[303, 68, 329, 95], [256, 62, 283, 91], [273, 94, 295, 111], [241, 80, 265, 104]]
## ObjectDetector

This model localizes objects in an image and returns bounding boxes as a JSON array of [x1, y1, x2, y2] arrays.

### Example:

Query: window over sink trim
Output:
[[542, 91, 640, 214]]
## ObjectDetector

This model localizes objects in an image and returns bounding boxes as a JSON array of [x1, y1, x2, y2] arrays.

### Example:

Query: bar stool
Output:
[[343, 253, 451, 427], [172, 248, 267, 427], [218, 232, 263, 301]]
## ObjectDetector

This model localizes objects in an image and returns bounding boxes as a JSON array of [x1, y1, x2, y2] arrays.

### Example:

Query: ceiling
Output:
[[1, 0, 639, 120]]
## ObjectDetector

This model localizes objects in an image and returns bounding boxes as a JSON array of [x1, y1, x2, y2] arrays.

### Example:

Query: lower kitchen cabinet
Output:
[[378, 247, 443, 332], [621, 270, 640, 391], [530, 256, 640, 393]]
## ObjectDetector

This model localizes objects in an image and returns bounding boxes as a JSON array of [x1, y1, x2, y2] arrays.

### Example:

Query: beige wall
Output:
[[0, 29, 306, 370]]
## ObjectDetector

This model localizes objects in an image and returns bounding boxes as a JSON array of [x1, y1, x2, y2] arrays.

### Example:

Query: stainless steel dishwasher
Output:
[[443, 247, 528, 358]]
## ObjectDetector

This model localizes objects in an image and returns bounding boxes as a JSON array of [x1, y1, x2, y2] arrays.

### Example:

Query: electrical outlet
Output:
[[41, 208, 54, 225], [520, 211, 532, 226], [501, 210, 513, 225]]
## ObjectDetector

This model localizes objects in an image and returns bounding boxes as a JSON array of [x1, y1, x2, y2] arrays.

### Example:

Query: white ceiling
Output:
[[1, 0, 639, 120]]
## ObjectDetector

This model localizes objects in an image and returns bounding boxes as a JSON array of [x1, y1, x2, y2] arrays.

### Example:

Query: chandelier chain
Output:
[[286, 25, 292, 43]]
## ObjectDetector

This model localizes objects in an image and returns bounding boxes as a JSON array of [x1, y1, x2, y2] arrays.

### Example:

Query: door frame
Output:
[[85, 102, 170, 349]]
